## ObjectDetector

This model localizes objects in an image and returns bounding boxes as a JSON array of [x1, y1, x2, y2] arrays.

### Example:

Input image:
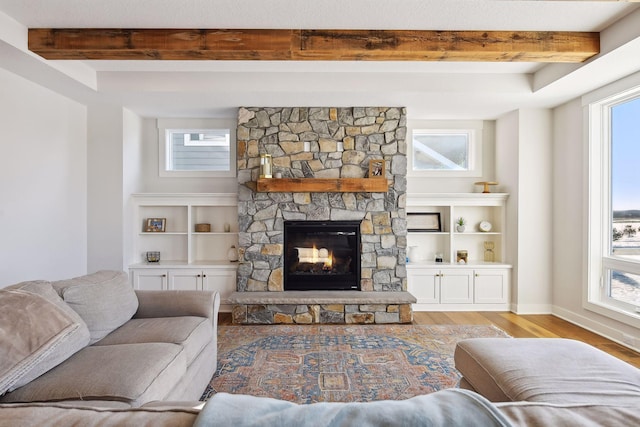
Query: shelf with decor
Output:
[[256, 177, 388, 193], [129, 193, 239, 309], [406, 193, 511, 311]]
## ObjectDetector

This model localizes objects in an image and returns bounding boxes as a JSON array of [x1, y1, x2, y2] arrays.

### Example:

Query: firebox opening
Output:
[[284, 220, 361, 291]]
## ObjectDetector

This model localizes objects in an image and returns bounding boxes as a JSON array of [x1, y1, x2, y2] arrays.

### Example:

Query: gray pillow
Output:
[[53, 271, 139, 344], [3, 281, 91, 390], [0, 289, 83, 394]]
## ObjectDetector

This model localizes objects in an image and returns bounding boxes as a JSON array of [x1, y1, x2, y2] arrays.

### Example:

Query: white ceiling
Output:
[[1, 0, 640, 119]]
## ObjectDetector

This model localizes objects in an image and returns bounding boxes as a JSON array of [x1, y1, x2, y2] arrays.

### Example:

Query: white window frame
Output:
[[584, 74, 640, 328], [157, 118, 236, 178], [408, 120, 483, 177]]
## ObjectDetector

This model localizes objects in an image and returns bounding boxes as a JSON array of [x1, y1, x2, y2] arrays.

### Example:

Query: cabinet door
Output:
[[167, 270, 201, 291], [132, 269, 168, 291], [439, 269, 473, 304], [474, 269, 509, 304], [407, 268, 440, 304], [201, 268, 237, 305]]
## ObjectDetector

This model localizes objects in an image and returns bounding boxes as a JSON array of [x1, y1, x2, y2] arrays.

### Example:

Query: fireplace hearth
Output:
[[284, 220, 361, 291]]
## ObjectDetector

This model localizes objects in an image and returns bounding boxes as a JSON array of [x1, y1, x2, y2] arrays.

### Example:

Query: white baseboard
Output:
[[510, 303, 553, 314], [552, 305, 640, 353]]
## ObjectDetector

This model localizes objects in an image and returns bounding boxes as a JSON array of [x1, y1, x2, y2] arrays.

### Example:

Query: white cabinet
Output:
[[129, 194, 239, 312], [408, 265, 510, 311], [130, 266, 237, 312], [132, 269, 168, 291], [474, 269, 509, 304]]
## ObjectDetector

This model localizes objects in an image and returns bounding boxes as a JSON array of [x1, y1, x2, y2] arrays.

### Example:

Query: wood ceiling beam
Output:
[[28, 29, 599, 62]]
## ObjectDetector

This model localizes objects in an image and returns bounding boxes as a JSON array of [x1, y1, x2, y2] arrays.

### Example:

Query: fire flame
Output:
[[324, 251, 333, 269]]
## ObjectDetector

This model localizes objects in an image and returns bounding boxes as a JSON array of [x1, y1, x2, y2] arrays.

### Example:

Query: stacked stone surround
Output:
[[234, 106, 410, 324]]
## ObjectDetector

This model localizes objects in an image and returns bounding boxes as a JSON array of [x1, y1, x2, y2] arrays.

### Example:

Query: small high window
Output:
[[158, 119, 236, 178], [409, 121, 483, 177]]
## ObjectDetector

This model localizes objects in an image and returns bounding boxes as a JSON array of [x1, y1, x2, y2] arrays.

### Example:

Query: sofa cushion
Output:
[[0, 402, 200, 427], [0, 290, 84, 395], [53, 271, 139, 344], [0, 343, 186, 407], [455, 338, 640, 405], [3, 281, 91, 391], [496, 401, 640, 427], [95, 316, 212, 366]]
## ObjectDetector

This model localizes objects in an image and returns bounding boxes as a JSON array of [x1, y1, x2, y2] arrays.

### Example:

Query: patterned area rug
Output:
[[202, 324, 510, 403]]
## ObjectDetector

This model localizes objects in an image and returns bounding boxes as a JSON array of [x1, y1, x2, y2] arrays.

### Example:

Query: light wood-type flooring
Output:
[[218, 312, 640, 369]]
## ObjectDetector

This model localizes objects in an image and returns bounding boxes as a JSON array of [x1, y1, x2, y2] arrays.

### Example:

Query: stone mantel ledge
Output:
[[229, 291, 416, 305]]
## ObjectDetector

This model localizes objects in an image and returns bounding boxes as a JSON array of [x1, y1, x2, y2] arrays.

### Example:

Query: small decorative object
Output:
[[407, 246, 419, 263], [369, 159, 385, 177], [146, 251, 160, 263], [456, 217, 466, 232], [274, 172, 282, 179], [478, 220, 492, 232], [260, 154, 273, 178], [407, 212, 441, 232], [435, 252, 444, 263], [145, 218, 166, 232], [224, 223, 231, 232], [484, 241, 495, 262], [227, 245, 239, 262], [456, 250, 468, 264], [475, 181, 499, 193], [195, 223, 211, 232]]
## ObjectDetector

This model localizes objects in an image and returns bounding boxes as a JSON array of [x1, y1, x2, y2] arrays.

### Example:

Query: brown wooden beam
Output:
[[28, 29, 599, 62]]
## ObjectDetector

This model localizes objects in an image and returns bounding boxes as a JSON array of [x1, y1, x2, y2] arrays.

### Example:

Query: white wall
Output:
[[495, 110, 520, 305], [0, 68, 87, 285], [123, 108, 145, 268], [87, 104, 124, 272], [495, 109, 553, 313], [517, 109, 553, 313]]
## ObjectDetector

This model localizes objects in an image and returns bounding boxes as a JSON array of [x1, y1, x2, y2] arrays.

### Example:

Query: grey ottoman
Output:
[[454, 338, 640, 405]]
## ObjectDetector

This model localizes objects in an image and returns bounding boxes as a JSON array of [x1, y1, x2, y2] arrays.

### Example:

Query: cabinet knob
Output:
[[475, 273, 479, 277], [197, 274, 201, 277], [162, 274, 166, 277], [203, 274, 207, 278]]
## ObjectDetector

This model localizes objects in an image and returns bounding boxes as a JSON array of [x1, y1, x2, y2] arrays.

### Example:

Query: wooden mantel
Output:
[[256, 178, 388, 193], [28, 29, 599, 62]]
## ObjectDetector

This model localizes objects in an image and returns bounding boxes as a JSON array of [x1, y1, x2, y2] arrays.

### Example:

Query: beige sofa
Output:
[[0, 271, 220, 408]]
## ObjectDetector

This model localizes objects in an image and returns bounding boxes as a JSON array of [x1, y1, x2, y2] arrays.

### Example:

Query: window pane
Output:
[[611, 97, 640, 261], [412, 132, 469, 171], [167, 129, 230, 171], [609, 269, 640, 306]]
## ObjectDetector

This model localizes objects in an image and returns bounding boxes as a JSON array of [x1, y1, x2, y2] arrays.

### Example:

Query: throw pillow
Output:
[[53, 271, 139, 344], [0, 290, 82, 395], [3, 280, 91, 390]]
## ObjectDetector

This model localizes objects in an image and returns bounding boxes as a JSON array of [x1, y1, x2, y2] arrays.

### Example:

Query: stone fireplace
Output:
[[231, 107, 414, 324]]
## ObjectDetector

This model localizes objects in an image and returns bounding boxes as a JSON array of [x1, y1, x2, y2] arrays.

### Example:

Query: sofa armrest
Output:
[[134, 290, 220, 324]]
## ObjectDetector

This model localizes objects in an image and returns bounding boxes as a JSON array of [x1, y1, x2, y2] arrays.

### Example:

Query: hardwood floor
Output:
[[218, 311, 640, 369]]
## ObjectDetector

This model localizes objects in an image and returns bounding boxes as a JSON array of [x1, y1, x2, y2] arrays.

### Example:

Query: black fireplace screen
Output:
[[284, 220, 361, 291]]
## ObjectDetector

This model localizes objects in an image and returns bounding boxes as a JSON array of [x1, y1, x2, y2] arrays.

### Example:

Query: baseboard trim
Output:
[[552, 305, 640, 353]]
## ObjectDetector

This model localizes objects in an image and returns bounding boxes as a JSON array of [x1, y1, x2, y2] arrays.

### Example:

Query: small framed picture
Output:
[[407, 212, 441, 232], [369, 159, 386, 177], [145, 218, 166, 232]]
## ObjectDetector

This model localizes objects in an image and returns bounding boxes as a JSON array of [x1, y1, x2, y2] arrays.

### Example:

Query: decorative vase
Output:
[[456, 225, 465, 232], [227, 245, 239, 262]]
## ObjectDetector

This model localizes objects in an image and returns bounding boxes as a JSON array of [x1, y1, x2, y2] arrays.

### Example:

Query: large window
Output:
[[157, 119, 236, 178], [587, 83, 640, 326], [409, 121, 483, 177]]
